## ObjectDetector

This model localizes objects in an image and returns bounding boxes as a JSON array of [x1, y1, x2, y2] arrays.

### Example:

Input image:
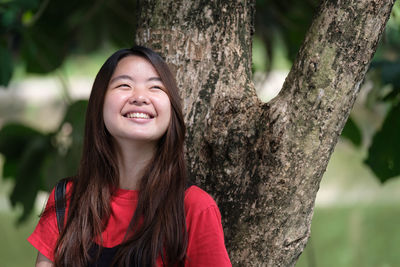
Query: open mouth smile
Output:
[[123, 112, 154, 119]]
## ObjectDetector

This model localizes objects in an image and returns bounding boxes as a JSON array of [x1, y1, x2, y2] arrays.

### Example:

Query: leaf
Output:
[[0, 123, 43, 160], [2, 159, 18, 180], [0, 123, 52, 221], [0, 123, 43, 181], [0, 6, 17, 29], [370, 60, 400, 101], [341, 116, 362, 147], [0, 42, 13, 86], [98, 0, 138, 48], [365, 102, 400, 183], [61, 100, 88, 139], [20, 28, 67, 73], [18, 0, 80, 73], [10, 134, 51, 223]]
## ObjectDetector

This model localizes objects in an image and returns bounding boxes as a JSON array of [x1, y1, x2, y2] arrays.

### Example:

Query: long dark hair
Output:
[[53, 46, 188, 266]]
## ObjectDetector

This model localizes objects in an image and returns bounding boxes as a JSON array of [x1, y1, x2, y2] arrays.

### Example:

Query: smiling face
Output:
[[103, 55, 172, 147]]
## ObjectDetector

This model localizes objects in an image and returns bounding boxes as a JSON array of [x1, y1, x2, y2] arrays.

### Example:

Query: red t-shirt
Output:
[[28, 183, 231, 266]]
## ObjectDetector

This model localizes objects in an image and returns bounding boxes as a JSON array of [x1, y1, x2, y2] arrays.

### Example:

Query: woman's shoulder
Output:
[[184, 185, 219, 215], [41, 178, 74, 215]]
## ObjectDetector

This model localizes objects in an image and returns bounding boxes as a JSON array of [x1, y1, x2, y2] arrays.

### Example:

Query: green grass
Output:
[[0, 211, 38, 266], [297, 204, 400, 267]]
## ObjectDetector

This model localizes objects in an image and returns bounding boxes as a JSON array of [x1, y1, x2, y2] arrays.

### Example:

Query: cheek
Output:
[[102, 97, 113, 124], [161, 106, 172, 137], [155, 96, 172, 132], [102, 93, 122, 130], [103, 92, 125, 114], [160, 98, 172, 123]]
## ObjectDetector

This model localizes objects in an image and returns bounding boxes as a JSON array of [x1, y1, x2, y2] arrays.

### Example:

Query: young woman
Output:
[[28, 46, 231, 267]]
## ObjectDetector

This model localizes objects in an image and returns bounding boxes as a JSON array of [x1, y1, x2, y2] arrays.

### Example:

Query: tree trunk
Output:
[[135, 0, 395, 266]]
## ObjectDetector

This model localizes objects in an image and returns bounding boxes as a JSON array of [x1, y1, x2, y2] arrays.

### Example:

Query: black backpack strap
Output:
[[54, 179, 67, 234]]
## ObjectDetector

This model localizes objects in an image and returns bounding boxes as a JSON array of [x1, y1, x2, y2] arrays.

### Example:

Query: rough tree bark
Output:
[[135, 0, 395, 266]]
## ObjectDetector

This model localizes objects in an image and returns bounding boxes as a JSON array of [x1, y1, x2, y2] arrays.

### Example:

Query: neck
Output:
[[114, 140, 156, 190]]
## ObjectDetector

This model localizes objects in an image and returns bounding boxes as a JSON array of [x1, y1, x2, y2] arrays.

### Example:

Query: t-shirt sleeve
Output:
[[27, 187, 59, 262], [184, 186, 232, 267]]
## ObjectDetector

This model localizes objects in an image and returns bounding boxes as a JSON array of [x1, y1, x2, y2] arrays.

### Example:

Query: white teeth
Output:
[[126, 112, 150, 119]]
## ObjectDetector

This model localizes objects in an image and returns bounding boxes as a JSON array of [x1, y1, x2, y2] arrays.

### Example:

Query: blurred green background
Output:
[[1, 0, 400, 266]]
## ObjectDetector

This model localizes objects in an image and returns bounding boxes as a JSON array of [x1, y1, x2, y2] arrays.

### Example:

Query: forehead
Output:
[[112, 55, 159, 78]]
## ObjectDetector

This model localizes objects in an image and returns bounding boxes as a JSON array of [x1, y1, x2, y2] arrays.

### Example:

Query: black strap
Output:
[[55, 179, 67, 234]]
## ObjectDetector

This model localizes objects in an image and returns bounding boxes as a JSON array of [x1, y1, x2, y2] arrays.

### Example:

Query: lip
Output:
[[125, 117, 152, 124]]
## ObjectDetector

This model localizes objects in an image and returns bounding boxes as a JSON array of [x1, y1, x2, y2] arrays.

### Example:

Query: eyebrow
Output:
[[148, 77, 162, 82], [109, 75, 133, 84], [109, 75, 162, 84]]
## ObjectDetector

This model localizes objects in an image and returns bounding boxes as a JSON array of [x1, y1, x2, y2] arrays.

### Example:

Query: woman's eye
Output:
[[117, 84, 130, 88], [149, 85, 164, 91]]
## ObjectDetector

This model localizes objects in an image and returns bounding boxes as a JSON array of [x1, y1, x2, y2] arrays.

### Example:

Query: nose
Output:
[[128, 87, 150, 105]]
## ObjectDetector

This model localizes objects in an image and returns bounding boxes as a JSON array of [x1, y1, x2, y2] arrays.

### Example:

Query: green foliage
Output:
[[0, 100, 87, 222], [255, 0, 319, 71], [0, 0, 137, 83], [341, 117, 362, 147], [365, 102, 400, 183], [0, 124, 37, 160], [0, 42, 13, 86], [10, 134, 51, 223], [297, 204, 400, 267], [370, 60, 400, 101], [360, 2, 400, 182], [0, 123, 51, 222], [0, 211, 38, 266]]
